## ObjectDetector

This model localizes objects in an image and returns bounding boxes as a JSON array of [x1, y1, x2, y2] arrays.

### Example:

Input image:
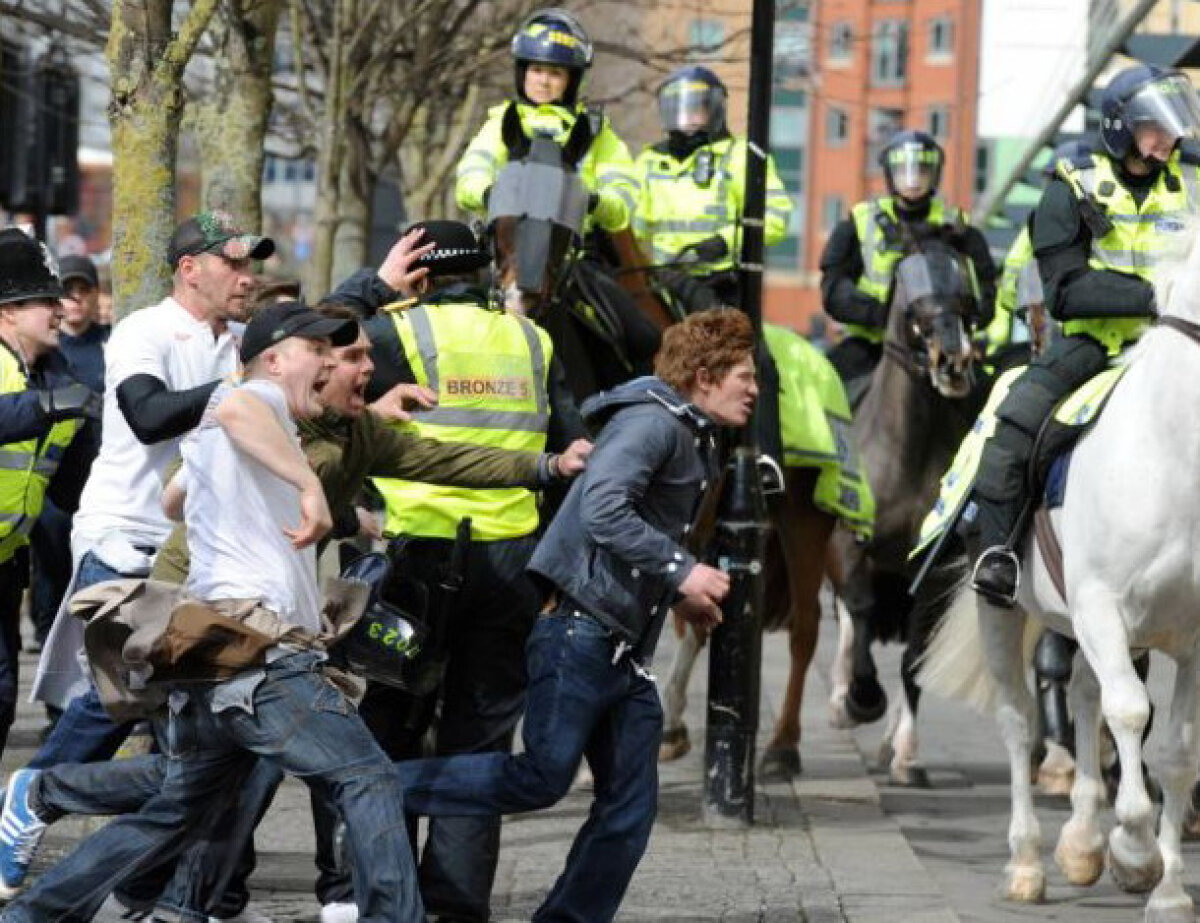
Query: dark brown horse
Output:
[[826, 234, 988, 786]]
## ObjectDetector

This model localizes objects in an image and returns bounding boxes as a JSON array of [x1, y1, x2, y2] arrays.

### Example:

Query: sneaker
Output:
[[0, 769, 47, 898], [971, 546, 1020, 608], [210, 906, 275, 923], [91, 894, 160, 921], [319, 903, 358, 923]]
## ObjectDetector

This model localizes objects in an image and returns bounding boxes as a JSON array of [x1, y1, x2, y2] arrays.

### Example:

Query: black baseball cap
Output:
[[240, 301, 358, 363], [168, 211, 275, 268], [57, 254, 99, 289]]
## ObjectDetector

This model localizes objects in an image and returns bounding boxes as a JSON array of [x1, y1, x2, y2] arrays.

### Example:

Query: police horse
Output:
[[486, 102, 841, 780], [919, 227, 1200, 922], [826, 234, 987, 787]]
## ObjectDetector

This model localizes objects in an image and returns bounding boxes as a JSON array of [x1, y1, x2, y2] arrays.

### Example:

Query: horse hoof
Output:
[[1107, 837, 1164, 894], [1000, 864, 1046, 903], [1037, 766, 1075, 797], [844, 679, 888, 725], [658, 727, 691, 762], [759, 748, 802, 781], [1053, 841, 1104, 887], [889, 765, 931, 789], [828, 694, 859, 729], [1145, 895, 1194, 923]]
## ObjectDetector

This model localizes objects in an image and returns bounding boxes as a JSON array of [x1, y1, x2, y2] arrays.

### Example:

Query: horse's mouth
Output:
[[929, 350, 973, 398]]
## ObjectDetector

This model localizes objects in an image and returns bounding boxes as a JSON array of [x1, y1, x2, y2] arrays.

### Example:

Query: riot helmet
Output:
[[512, 8, 593, 107], [880, 131, 944, 204], [1100, 65, 1200, 164], [658, 66, 728, 139], [330, 552, 430, 691]]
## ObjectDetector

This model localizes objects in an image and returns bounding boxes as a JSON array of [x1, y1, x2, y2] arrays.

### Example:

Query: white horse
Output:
[[920, 227, 1200, 922]]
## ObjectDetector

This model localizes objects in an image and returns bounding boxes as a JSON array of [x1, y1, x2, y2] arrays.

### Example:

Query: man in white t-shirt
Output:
[[31, 211, 274, 768], [0, 302, 424, 923]]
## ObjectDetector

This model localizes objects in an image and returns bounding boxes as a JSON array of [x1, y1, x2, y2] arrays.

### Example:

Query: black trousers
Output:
[[0, 548, 28, 758], [314, 533, 541, 920], [972, 333, 1109, 552]]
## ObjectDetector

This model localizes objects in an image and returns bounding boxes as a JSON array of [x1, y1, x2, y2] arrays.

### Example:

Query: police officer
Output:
[[632, 64, 792, 461], [984, 141, 1092, 373], [455, 8, 637, 235], [971, 65, 1200, 604], [632, 65, 792, 304], [0, 228, 98, 757], [820, 130, 997, 386], [325, 220, 588, 923]]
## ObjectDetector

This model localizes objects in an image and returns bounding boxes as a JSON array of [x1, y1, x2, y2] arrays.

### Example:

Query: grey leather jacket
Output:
[[527, 377, 721, 658]]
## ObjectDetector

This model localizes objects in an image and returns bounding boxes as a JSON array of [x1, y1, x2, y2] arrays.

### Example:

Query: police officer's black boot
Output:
[[970, 496, 1026, 608]]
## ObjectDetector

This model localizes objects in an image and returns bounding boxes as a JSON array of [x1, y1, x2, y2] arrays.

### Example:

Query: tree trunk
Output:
[[194, 0, 284, 231], [107, 0, 220, 318], [330, 117, 372, 286], [308, 0, 351, 296]]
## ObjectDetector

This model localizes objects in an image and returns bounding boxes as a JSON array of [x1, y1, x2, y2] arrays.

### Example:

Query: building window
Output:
[[688, 19, 725, 59], [829, 22, 853, 63], [826, 106, 849, 147], [766, 146, 804, 270], [974, 142, 991, 196], [871, 20, 908, 87], [927, 105, 951, 140], [263, 156, 277, 184], [867, 107, 903, 172], [928, 16, 954, 61], [821, 195, 845, 232]]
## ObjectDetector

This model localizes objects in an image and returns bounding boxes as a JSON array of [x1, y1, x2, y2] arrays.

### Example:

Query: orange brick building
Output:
[[794, 0, 982, 324]]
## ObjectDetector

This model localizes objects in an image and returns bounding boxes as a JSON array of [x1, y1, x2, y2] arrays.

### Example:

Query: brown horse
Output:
[[485, 116, 842, 779]]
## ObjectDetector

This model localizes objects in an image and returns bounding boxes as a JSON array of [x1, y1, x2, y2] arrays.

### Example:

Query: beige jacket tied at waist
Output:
[[68, 577, 371, 722]]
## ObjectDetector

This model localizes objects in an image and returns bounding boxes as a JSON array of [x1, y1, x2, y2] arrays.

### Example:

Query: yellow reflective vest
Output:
[[0, 345, 79, 566], [986, 223, 1034, 358], [456, 101, 638, 233], [1056, 149, 1200, 354], [848, 196, 965, 344], [632, 137, 792, 272], [372, 300, 553, 541]]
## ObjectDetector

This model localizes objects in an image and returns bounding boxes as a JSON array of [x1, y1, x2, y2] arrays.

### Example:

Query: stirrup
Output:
[[971, 545, 1021, 607], [757, 453, 785, 497]]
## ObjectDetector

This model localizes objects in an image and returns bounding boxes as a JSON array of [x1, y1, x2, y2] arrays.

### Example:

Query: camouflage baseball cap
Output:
[[167, 210, 275, 267]]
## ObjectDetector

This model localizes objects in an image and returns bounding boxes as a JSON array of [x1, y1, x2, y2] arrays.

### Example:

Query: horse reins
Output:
[[1157, 314, 1200, 348]]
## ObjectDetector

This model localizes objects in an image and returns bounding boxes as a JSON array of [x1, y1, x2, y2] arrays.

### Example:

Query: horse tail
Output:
[[917, 579, 1039, 713]]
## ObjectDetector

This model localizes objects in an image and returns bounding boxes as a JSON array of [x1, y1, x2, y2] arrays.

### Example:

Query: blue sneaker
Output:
[[0, 769, 47, 898]]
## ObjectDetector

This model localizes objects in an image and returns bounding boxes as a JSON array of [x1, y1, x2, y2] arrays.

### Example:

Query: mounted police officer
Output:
[[971, 65, 1200, 605], [984, 140, 1092, 373], [455, 7, 637, 236], [820, 130, 997, 387], [632, 65, 792, 305], [0, 229, 98, 758], [632, 64, 792, 461]]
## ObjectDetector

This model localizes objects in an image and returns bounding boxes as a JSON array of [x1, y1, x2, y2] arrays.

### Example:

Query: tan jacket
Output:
[[69, 577, 370, 721]]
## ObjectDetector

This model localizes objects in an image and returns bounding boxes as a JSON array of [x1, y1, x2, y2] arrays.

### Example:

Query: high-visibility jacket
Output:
[[986, 223, 1035, 358], [455, 101, 638, 233], [0, 346, 79, 565], [848, 196, 966, 344], [372, 300, 553, 541], [1057, 149, 1200, 354], [632, 136, 792, 271]]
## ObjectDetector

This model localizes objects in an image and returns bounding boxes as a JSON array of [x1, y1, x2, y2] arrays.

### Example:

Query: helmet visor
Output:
[[885, 143, 939, 199], [658, 79, 726, 134], [1123, 73, 1200, 148]]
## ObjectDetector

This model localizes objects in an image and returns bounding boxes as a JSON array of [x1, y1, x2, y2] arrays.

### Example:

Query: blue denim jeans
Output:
[[28, 551, 138, 770], [2, 653, 424, 923], [394, 611, 663, 923]]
